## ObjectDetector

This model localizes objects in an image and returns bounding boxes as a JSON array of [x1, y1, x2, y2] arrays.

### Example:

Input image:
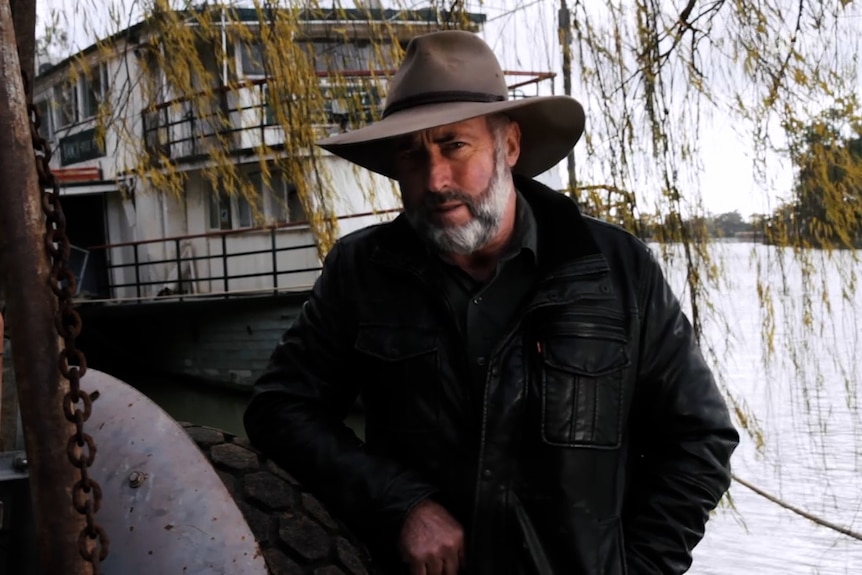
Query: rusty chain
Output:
[[23, 71, 109, 572]]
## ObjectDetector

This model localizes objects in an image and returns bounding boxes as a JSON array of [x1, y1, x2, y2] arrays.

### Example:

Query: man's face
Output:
[[394, 116, 521, 255]]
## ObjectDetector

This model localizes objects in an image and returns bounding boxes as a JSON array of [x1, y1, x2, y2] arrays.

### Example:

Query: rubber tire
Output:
[[181, 423, 379, 575]]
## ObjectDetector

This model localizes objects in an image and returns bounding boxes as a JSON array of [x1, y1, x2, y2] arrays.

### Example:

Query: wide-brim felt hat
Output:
[[316, 30, 585, 180]]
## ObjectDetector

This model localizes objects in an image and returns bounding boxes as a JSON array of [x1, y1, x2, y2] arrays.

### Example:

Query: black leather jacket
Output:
[[245, 177, 739, 574]]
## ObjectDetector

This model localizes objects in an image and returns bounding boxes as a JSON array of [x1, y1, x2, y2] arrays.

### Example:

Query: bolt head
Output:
[[128, 471, 146, 488]]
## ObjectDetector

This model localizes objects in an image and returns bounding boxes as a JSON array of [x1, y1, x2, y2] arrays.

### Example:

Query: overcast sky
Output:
[[37, 0, 862, 219]]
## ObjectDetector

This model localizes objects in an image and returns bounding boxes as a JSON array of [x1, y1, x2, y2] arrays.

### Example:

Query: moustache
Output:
[[423, 190, 476, 210]]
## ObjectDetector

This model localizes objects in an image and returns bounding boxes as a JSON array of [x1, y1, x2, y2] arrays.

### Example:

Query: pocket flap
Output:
[[542, 337, 630, 376]]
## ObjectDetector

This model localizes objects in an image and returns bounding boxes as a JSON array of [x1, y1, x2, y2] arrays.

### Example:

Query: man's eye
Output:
[[446, 142, 466, 151]]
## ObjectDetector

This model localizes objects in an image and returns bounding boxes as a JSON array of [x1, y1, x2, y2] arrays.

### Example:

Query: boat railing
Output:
[[142, 69, 556, 163], [76, 208, 401, 304]]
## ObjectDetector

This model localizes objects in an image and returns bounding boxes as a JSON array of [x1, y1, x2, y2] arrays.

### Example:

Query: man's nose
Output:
[[425, 151, 452, 193]]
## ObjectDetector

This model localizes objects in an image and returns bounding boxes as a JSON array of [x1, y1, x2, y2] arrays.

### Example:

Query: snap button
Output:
[[482, 468, 492, 479], [477, 356, 487, 366], [473, 296, 482, 304]]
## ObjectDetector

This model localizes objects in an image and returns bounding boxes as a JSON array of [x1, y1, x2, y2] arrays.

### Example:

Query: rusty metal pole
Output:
[[0, 0, 35, 462], [10, 0, 35, 91], [0, 0, 90, 572]]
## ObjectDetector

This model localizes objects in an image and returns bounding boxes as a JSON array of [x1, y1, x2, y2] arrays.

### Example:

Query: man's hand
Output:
[[399, 499, 465, 575]]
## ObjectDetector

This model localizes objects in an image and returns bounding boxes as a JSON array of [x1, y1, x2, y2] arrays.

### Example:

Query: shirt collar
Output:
[[502, 189, 538, 263]]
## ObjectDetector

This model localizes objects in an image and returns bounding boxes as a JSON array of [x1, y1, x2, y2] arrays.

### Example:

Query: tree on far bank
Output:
[[766, 107, 862, 248]]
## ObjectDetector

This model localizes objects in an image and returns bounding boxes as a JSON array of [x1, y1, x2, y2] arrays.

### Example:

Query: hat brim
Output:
[[315, 96, 585, 179]]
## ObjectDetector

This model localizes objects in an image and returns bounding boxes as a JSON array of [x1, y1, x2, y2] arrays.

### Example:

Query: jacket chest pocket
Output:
[[354, 325, 440, 433], [538, 324, 630, 449]]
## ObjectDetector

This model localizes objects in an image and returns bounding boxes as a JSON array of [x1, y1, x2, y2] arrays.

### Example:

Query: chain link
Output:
[[23, 71, 110, 572]]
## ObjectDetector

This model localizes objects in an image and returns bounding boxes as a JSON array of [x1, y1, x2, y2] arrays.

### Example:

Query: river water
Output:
[[126, 241, 861, 574], [681, 243, 862, 574]]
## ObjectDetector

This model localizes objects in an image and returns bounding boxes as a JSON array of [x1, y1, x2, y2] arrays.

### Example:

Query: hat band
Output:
[[382, 91, 506, 118]]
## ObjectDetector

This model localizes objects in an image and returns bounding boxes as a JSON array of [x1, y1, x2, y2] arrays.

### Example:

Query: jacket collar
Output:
[[369, 175, 608, 283], [513, 175, 603, 273]]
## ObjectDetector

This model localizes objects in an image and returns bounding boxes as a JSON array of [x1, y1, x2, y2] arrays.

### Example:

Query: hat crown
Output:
[[317, 30, 586, 181], [383, 31, 509, 117]]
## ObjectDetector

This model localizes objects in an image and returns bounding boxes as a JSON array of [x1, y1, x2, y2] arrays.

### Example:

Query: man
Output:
[[245, 30, 738, 575]]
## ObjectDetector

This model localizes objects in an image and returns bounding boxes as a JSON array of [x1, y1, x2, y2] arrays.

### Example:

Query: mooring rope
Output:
[[732, 473, 862, 542]]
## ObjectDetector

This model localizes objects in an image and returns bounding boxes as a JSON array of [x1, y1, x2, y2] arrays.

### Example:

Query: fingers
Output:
[[408, 552, 458, 575], [410, 555, 461, 575], [443, 555, 460, 575], [426, 557, 444, 575]]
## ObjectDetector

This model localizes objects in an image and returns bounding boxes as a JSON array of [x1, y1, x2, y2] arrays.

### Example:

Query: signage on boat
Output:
[[59, 128, 105, 166]]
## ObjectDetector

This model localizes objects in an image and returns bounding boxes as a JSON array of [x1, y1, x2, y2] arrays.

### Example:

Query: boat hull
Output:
[[76, 292, 309, 391]]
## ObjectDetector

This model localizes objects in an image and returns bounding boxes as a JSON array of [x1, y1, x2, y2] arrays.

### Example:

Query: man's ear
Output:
[[506, 121, 521, 168]]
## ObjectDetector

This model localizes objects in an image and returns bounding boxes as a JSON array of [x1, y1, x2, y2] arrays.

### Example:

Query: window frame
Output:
[[247, 170, 307, 225], [52, 80, 77, 129], [80, 63, 109, 120], [50, 62, 110, 130], [238, 40, 267, 79], [207, 180, 255, 231]]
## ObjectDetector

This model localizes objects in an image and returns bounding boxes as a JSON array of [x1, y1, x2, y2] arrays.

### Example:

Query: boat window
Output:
[[81, 63, 109, 119], [53, 81, 77, 128], [50, 63, 110, 129], [240, 40, 266, 77], [237, 195, 253, 228], [208, 187, 233, 230], [286, 186, 306, 223], [142, 48, 168, 104], [264, 171, 305, 224], [193, 37, 222, 87]]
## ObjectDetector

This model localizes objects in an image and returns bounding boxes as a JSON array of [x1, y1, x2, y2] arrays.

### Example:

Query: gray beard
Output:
[[404, 145, 511, 255]]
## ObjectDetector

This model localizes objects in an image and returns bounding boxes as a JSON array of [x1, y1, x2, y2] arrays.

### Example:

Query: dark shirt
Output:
[[436, 191, 539, 395]]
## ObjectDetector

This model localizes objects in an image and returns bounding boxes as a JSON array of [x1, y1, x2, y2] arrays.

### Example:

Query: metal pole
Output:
[[559, 1, 577, 196], [0, 0, 90, 572], [175, 238, 183, 300], [271, 226, 278, 294], [134, 243, 141, 299], [222, 233, 229, 295]]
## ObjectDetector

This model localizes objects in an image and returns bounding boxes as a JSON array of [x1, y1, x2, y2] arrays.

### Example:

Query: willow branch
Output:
[[732, 473, 862, 542]]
